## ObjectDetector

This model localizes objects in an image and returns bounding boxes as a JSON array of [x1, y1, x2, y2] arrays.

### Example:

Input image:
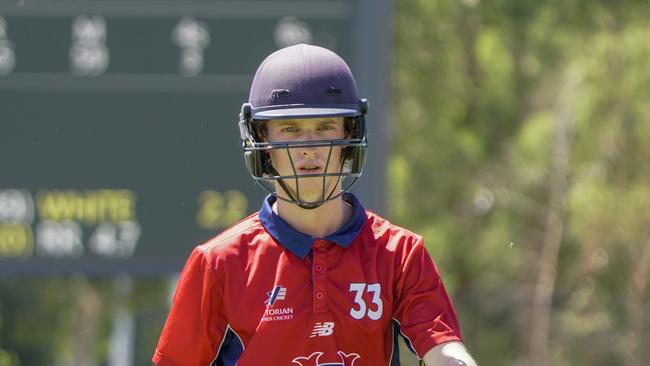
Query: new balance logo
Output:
[[265, 285, 287, 306], [310, 322, 335, 337]]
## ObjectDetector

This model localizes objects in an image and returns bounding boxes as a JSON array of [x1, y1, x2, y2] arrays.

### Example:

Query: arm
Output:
[[422, 341, 478, 366], [153, 248, 228, 366], [392, 238, 464, 357], [392, 237, 473, 364]]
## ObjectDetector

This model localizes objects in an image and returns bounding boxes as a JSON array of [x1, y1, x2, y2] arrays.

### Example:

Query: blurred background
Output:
[[1, 0, 649, 365]]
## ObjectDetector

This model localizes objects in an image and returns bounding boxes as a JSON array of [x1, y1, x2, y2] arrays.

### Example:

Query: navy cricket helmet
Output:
[[239, 43, 368, 209]]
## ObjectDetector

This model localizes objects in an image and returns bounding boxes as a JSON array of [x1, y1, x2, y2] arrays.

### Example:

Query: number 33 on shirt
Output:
[[349, 283, 383, 320]]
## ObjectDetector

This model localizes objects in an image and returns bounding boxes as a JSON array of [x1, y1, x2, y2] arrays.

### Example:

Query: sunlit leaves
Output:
[[393, 0, 650, 364]]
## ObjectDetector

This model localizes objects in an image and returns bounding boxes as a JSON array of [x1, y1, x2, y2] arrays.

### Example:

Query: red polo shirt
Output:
[[153, 193, 461, 365]]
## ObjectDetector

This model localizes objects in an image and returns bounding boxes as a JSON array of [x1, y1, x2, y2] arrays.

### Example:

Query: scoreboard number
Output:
[[172, 16, 210, 77], [36, 220, 84, 258], [88, 221, 141, 258], [0, 16, 16, 76], [70, 15, 109, 76], [0, 189, 34, 223], [0, 223, 33, 258], [196, 190, 248, 230]]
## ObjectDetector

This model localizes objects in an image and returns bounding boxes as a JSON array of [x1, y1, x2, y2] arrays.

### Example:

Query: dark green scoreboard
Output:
[[0, 0, 390, 276]]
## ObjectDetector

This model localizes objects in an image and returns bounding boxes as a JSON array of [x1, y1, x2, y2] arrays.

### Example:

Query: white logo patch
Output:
[[310, 322, 335, 337], [265, 285, 287, 306]]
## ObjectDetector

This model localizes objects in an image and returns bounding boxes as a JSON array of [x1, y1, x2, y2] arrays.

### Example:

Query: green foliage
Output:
[[393, 0, 650, 364], [0, 278, 169, 366]]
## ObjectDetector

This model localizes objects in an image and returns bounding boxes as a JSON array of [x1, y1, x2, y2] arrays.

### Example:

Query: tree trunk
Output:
[[622, 236, 650, 366], [528, 70, 578, 366]]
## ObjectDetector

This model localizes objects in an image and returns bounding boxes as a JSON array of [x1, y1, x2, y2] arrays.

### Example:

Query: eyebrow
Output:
[[274, 119, 338, 126], [274, 121, 297, 126]]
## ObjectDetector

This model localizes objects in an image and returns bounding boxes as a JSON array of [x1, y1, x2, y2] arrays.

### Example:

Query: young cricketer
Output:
[[153, 43, 477, 366]]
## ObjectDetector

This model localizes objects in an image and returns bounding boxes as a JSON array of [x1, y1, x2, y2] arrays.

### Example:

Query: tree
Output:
[[392, 0, 650, 364]]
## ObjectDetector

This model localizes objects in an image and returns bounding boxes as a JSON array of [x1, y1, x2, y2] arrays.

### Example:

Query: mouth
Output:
[[296, 163, 324, 174]]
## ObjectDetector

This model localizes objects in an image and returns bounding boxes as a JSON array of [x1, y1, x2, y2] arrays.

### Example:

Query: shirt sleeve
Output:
[[153, 248, 228, 366], [392, 237, 463, 358]]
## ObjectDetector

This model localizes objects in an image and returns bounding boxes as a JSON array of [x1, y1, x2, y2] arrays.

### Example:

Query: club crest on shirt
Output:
[[261, 285, 293, 322], [292, 351, 360, 366], [265, 285, 287, 306]]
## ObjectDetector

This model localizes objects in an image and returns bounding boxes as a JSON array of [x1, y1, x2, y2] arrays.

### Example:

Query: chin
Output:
[[294, 187, 328, 202], [280, 180, 341, 203]]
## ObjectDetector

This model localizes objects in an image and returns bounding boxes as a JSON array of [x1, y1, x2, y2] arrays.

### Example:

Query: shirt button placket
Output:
[[312, 240, 328, 313]]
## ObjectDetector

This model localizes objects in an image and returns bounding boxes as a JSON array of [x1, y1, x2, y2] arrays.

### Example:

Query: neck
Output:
[[274, 195, 353, 238]]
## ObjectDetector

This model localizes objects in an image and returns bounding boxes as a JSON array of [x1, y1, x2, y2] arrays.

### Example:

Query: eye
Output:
[[281, 126, 298, 133], [318, 123, 336, 131]]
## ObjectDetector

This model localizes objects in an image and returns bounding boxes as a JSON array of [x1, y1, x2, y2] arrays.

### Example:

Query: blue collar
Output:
[[258, 193, 367, 259]]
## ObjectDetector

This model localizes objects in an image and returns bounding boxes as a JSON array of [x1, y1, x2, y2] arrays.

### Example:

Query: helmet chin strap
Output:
[[275, 175, 321, 210], [268, 162, 345, 210], [270, 168, 328, 210]]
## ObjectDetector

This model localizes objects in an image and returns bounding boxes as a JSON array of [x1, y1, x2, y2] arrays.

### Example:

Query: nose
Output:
[[300, 148, 319, 159]]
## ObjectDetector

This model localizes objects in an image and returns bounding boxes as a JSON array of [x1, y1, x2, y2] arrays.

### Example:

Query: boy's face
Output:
[[265, 117, 346, 203]]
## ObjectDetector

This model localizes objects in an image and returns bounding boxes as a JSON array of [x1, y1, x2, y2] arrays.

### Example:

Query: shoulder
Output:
[[362, 210, 423, 251], [358, 210, 431, 270]]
